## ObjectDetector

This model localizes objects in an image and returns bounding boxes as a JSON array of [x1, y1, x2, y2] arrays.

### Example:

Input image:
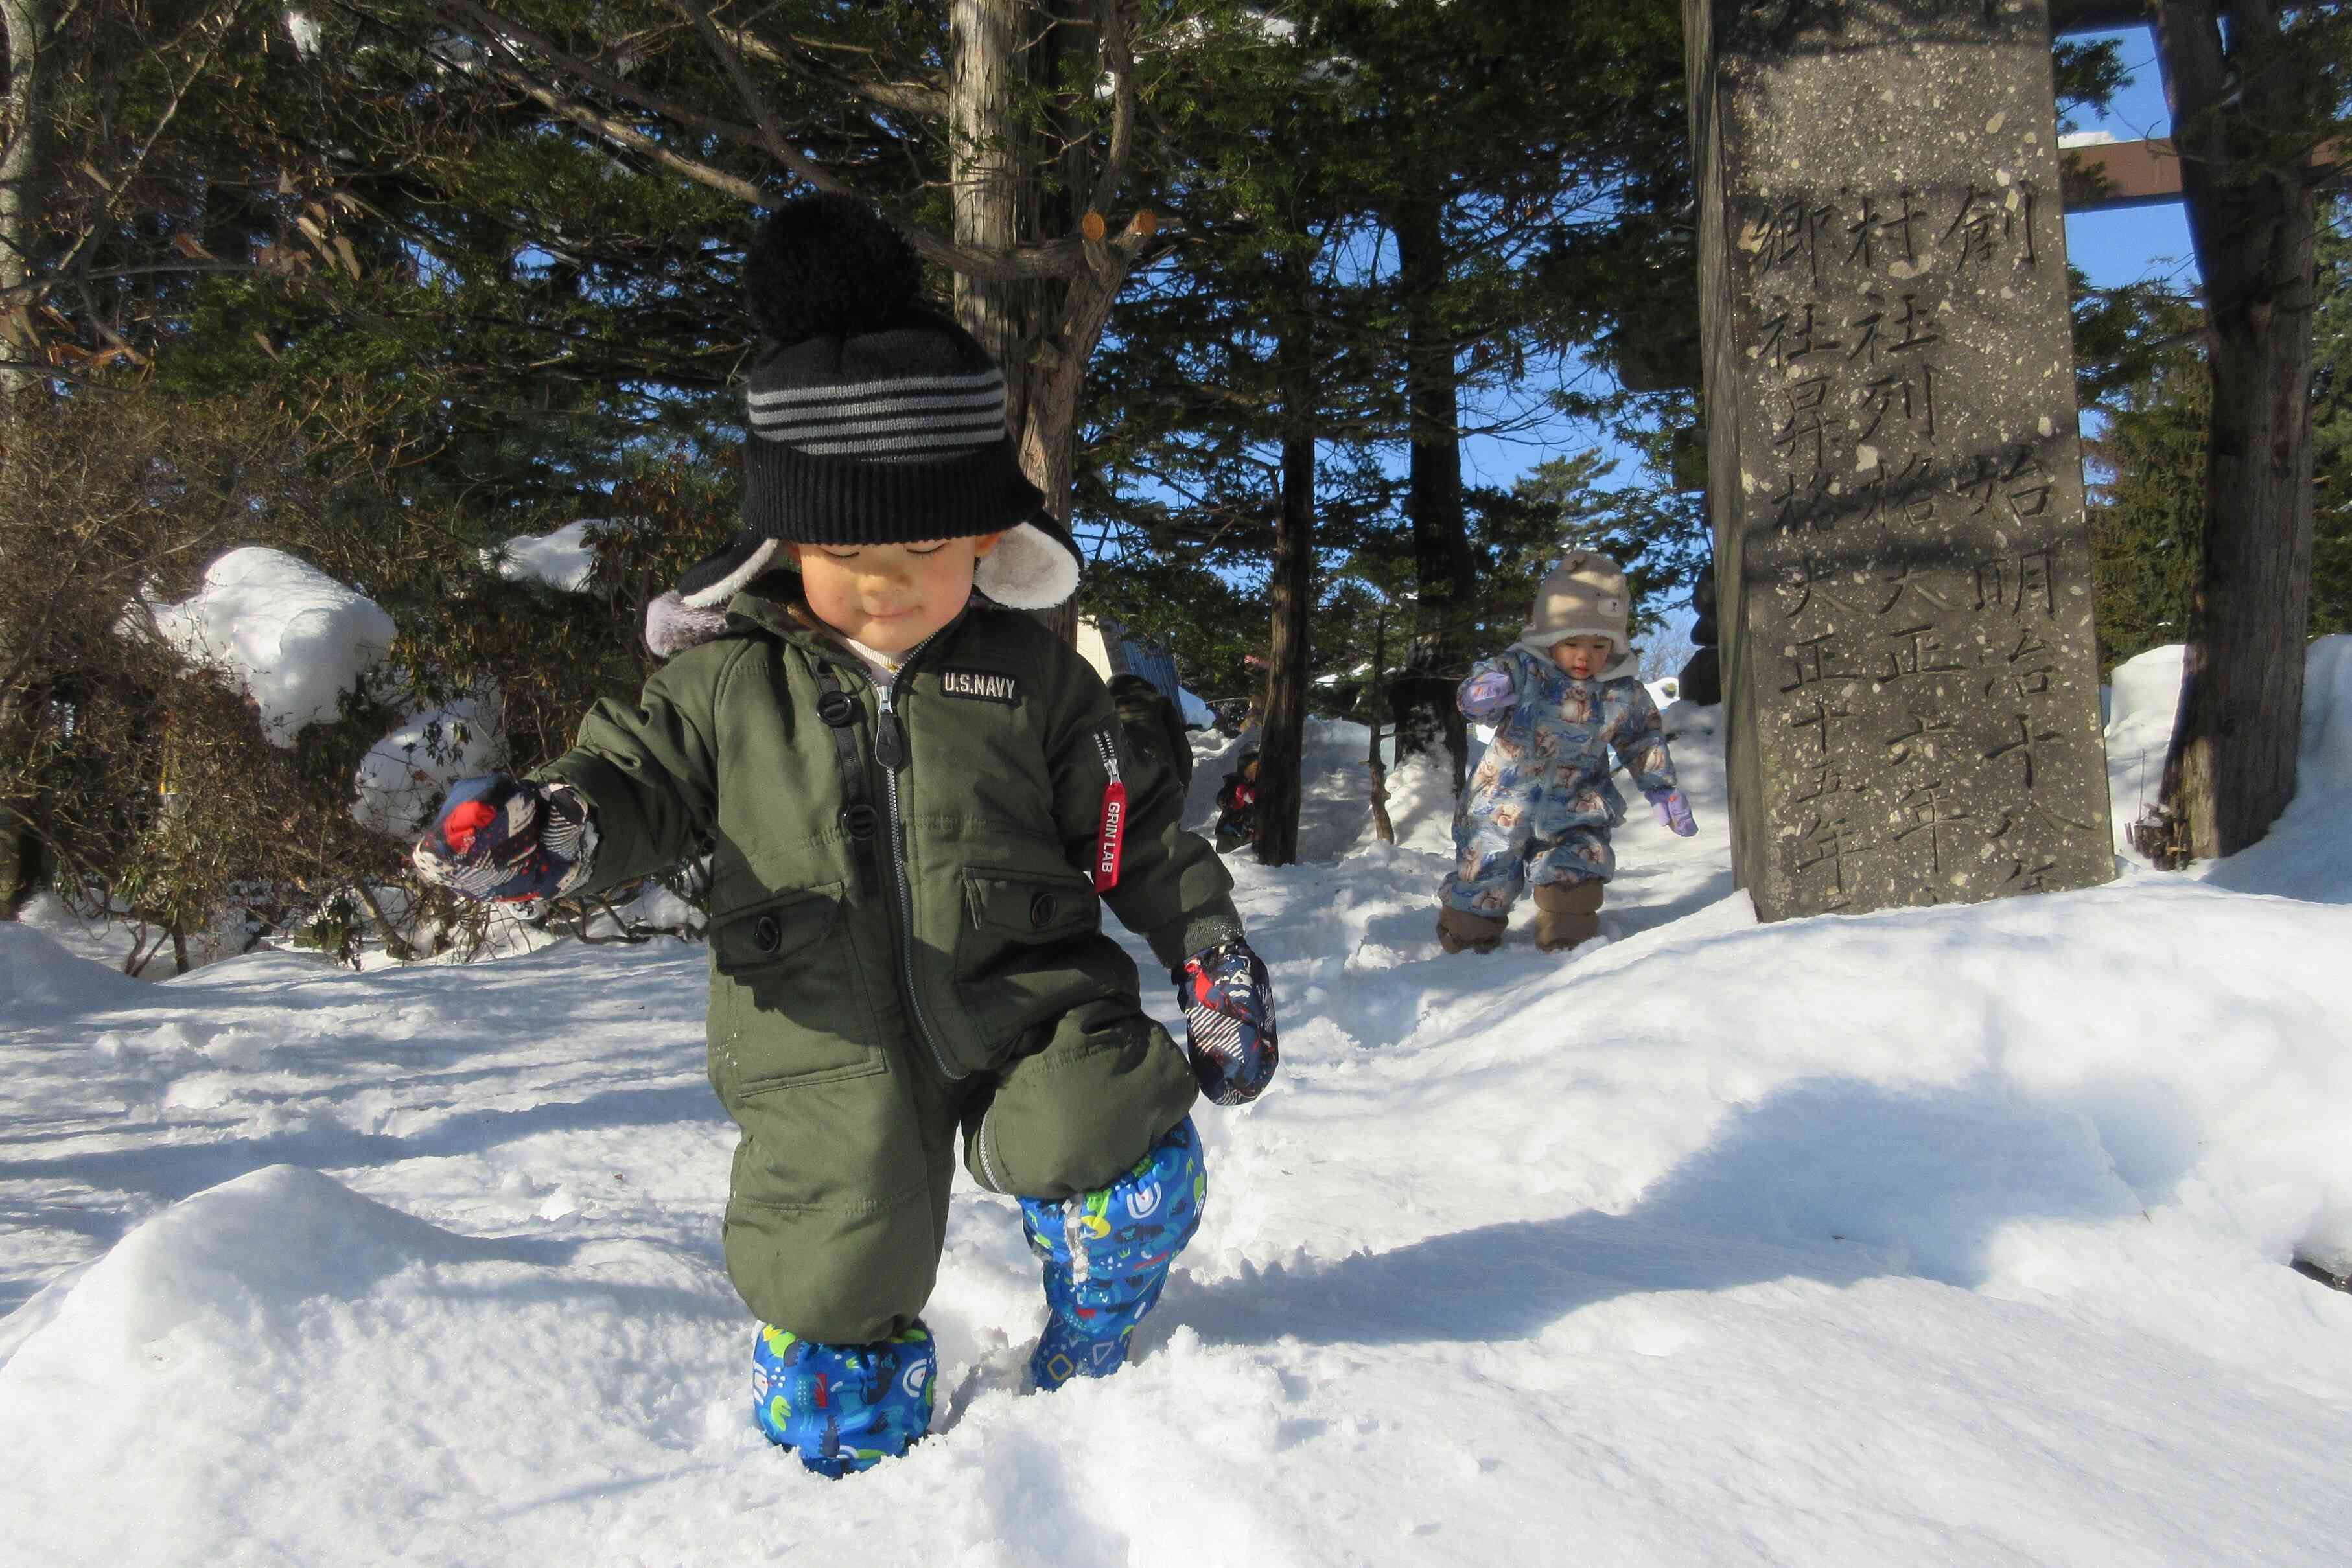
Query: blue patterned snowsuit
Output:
[[1441, 645, 1680, 917]]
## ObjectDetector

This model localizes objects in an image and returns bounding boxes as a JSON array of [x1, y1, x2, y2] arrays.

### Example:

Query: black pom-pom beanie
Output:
[[693, 192, 1079, 614]]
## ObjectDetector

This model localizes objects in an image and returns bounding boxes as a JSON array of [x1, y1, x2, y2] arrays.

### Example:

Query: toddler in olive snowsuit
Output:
[[412, 196, 1277, 1478], [1436, 551, 1698, 955]]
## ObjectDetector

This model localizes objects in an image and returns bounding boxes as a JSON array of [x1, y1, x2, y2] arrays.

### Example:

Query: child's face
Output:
[[1548, 636, 1615, 681], [1242, 759, 1259, 781], [790, 533, 1001, 654]]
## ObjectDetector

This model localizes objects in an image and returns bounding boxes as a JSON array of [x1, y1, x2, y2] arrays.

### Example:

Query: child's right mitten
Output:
[[412, 776, 596, 902], [1457, 665, 1517, 719]]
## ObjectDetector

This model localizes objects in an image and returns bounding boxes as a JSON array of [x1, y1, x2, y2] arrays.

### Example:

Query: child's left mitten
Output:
[[413, 776, 597, 902], [1176, 939, 1279, 1106], [1647, 787, 1699, 838]]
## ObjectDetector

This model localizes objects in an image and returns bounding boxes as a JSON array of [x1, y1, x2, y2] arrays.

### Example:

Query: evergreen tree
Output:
[[2091, 199, 2352, 676], [2144, 0, 2350, 859]]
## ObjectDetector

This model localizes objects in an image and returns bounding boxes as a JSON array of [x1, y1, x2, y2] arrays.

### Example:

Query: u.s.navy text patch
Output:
[[937, 667, 1021, 706]]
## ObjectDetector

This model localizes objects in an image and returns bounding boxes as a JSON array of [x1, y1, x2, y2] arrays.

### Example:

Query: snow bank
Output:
[[146, 548, 395, 746], [2102, 643, 2183, 840], [2104, 637, 2352, 898], [1178, 686, 1217, 730], [2300, 633, 2352, 787], [0, 1164, 736, 1567], [0, 923, 154, 1019], [487, 519, 601, 594]]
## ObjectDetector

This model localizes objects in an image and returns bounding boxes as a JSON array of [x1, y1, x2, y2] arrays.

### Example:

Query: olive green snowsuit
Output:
[[538, 586, 1239, 1344]]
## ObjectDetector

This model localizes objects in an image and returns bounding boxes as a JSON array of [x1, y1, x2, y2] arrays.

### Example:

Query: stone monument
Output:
[[1684, 0, 2115, 920]]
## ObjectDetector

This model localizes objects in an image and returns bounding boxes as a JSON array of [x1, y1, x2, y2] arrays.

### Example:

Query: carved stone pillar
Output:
[[1685, 0, 2115, 919]]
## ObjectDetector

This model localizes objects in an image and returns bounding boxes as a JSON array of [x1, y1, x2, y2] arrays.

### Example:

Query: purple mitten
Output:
[[1457, 667, 1517, 719], [413, 776, 597, 902], [1649, 789, 1698, 838], [1176, 940, 1279, 1106]]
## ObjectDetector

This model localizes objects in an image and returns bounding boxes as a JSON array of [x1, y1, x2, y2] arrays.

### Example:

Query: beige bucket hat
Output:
[[1519, 549, 1631, 656]]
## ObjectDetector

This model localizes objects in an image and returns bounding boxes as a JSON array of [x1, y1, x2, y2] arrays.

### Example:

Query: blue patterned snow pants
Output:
[[1441, 809, 1614, 917]]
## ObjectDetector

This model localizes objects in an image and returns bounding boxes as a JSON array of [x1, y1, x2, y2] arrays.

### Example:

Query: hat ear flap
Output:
[[975, 520, 1080, 610], [678, 535, 782, 609]]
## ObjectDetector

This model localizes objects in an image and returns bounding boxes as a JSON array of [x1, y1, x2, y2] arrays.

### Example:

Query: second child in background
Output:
[[1436, 550, 1697, 956], [1215, 750, 1261, 854]]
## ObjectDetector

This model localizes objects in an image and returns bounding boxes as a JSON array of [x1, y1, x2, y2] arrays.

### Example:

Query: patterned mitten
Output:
[[412, 776, 596, 902], [1456, 666, 1518, 719], [1019, 1116, 1205, 1392], [1648, 788, 1698, 838], [1177, 940, 1279, 1106], [751, 1322, 936, 1477]]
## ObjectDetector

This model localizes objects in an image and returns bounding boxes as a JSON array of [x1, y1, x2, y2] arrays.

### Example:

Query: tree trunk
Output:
[[1392, 183, 1475, 791], [0, 0, 46, 403], [948, 0, 1124, 645], [2148, 0, 2321, 858], [1367, 602, 1394, 844], [1257, 429, 1314, 867], [0, 800, 38, 915]]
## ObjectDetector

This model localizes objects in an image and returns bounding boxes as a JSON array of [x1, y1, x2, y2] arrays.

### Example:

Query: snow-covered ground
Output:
[[6, 647, 2352, 1565]]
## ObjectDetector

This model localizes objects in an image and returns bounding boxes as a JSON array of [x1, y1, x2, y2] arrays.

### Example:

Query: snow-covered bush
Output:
[[145, 548, 398, 745]]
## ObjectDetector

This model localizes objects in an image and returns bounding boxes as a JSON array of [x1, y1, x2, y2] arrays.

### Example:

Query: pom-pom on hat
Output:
[[686, 191, 1080, 614]]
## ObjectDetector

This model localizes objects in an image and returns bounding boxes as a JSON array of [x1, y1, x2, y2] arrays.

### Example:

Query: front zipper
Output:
[[1088, 728, 1127, 892], [867, 632, 962, 1084]]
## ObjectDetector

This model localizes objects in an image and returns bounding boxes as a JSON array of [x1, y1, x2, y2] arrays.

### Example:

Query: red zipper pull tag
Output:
[[1092, 730, 1126, 892]]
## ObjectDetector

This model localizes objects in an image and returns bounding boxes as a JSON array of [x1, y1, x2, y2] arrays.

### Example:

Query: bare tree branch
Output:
[[660, 0, 1086, 282], [432, 0, 769, 152]]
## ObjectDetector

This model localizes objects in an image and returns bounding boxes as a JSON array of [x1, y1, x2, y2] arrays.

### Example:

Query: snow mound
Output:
[[147, 548, 396, 746], [0, 923, 155, 1018], [0, 1164, 733, 1567], [2104, 638, 2352, 898], [2300, 633, 2352, 788], [3, 1167, 487, 1371], [487, 519, 601, 593], [2102, 643, 2183, 840]]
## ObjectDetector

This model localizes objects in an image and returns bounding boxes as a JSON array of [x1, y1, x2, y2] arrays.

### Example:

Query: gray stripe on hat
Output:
[[751, 405, 1007, 441], [747, 370, 1003, 408]]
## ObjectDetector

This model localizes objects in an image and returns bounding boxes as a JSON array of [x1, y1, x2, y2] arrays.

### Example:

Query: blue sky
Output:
[[2063, 26, 2195, 293]]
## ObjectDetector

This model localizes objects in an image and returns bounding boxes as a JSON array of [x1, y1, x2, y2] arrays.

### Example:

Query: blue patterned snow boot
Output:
[[1019, 1116, 1206, 1392], [751, 1320, 937, 1477]]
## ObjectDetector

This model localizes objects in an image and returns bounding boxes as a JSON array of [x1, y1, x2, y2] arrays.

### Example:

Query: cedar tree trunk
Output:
[[2148, 0, 2323, 857]]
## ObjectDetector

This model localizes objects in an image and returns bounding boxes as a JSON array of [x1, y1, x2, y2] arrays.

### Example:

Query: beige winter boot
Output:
[[1435, 906, 1508, 955], [1531, 880, 1603, 953]]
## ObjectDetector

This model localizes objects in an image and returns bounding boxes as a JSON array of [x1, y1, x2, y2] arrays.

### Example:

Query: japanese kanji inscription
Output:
[[1686, 0, 2114, 918]]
